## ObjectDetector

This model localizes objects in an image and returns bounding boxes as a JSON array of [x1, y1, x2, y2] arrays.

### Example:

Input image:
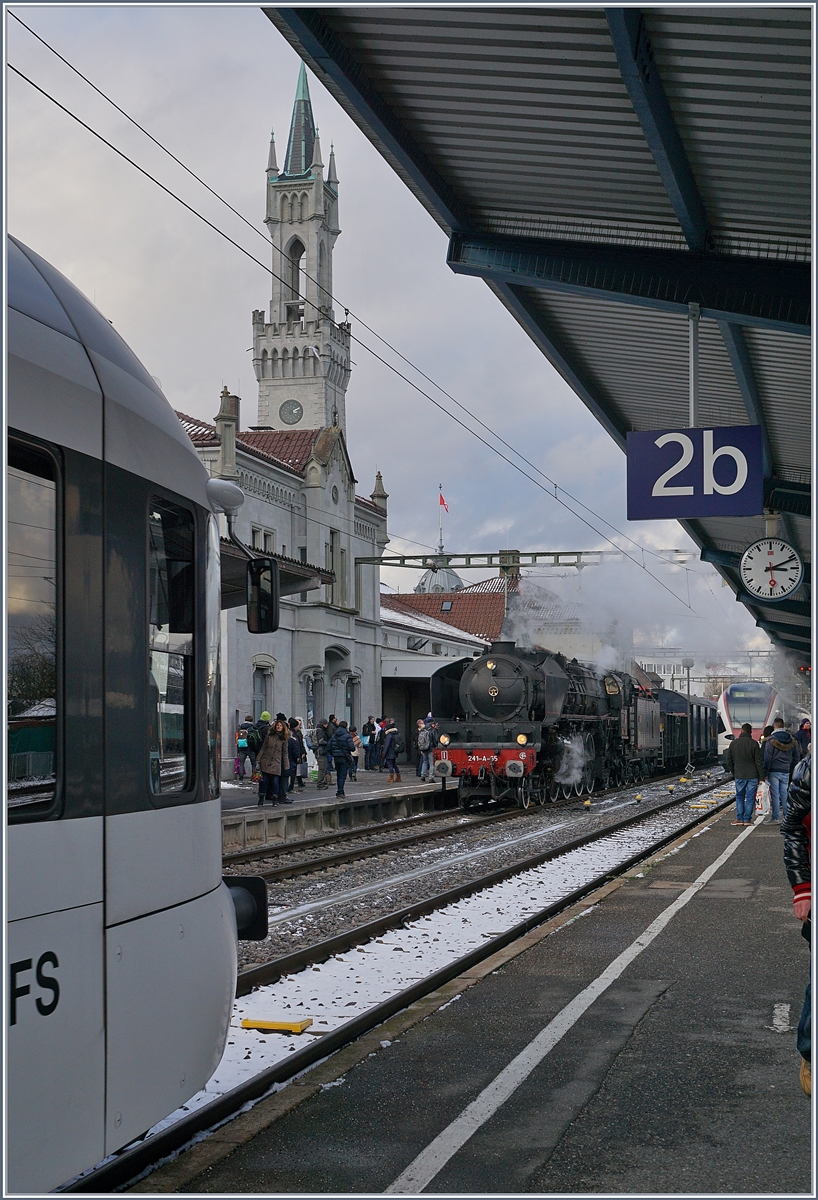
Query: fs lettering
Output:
[[626, 425, 763, 520]]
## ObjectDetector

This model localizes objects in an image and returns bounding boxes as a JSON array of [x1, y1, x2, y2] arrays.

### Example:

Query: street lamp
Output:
[[682, 657, 695, 772]]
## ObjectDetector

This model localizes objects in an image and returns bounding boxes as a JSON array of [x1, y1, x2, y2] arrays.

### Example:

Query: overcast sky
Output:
[[7, 5, 769, 659]]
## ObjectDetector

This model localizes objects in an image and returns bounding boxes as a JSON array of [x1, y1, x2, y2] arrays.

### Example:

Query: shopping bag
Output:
[[297, 762, 308, 777]]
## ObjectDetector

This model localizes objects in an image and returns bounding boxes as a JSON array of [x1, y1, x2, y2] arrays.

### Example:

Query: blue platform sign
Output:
[[627, 425, 763, 520]]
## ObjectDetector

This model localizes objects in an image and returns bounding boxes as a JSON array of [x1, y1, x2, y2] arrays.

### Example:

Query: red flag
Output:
[[439, 493, 449, 513]]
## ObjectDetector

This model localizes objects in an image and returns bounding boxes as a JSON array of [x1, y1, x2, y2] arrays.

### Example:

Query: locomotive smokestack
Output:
[[490, 641, 516, 654]]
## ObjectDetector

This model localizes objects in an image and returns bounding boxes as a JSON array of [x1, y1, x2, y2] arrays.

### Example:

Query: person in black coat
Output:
[[781, 754, 811, 1095], [327, 720, 355, 798], [288, 717, 307, 791], [724, 724, 765, 825]]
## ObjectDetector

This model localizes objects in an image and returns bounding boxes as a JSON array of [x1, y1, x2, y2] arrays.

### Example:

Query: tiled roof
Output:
[[177, 412, 219, 447], [355, 494, 384, 515], [174, 413, 321, 478], [380, 594, 489, 644], [240, 428, 321, 474], [389, 590, 506, 641]]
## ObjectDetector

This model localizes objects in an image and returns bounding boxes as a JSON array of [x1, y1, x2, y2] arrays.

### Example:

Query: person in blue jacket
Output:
[[764, 718, 800, 821]]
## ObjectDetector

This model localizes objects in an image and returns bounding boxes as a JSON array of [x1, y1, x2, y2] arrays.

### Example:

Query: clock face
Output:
[[739, 538, 804, 601], [279, 399, 303, 426]]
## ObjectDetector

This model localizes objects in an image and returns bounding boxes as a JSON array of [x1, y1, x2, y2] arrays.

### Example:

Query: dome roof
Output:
[[414, 565, 464, 594]]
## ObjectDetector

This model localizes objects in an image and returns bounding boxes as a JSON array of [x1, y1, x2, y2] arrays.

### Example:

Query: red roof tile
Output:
[[240, 428, 321, 474], [391, 590, 506, 641]]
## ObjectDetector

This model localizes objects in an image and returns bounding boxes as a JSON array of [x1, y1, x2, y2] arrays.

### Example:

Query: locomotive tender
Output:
[[431, 641, 717, 808], [7, 236, 273, 1193]]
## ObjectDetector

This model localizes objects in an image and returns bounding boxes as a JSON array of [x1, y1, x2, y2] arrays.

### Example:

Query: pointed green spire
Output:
[[283, 62, 316, 176]]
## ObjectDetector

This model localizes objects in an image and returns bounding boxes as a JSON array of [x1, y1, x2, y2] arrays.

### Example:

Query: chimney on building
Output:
[[215, 387, 240, 480], [370, 470, 388, 512]]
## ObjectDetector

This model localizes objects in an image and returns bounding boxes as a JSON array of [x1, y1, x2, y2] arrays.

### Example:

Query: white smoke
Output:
[[593, 644, 620, 673], [554, 736, 586, 786]]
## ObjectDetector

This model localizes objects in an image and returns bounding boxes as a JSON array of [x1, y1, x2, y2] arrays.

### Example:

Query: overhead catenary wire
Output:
[[9, 59, 696, 614], [9, 10, 674, 569]]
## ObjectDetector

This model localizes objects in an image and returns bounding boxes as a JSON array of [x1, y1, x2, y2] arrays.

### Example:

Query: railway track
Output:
[[224, 768, 714, 880], [64, 779, 734, 1193]]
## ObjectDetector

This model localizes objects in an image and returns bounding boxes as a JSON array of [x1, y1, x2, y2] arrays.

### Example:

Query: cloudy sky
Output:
[[7, 5, 768, 659]]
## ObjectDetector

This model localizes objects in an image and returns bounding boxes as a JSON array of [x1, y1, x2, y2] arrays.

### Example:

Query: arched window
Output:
[[281, 349, 289, 378], [260, 349, 268, 378], [292, 348, 300, 378], [287, 237, 306, 300], [281, 195, 290, 222], [271, 350, 279, 378], [318, 241, 328, 305], [300, 192, 309, 221]]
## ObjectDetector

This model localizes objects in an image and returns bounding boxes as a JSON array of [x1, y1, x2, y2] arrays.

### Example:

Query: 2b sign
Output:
[[627, 425, 763, 520]]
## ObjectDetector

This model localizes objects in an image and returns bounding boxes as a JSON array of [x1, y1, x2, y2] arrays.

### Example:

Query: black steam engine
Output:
[[430, 641, 716, 809]]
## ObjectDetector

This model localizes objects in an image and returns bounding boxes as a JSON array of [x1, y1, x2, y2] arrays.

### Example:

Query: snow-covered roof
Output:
[[380, 595, 489, 646]]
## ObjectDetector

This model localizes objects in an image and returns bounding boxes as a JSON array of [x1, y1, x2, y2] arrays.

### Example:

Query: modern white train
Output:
[[716, 680, 781, 753], [7, 235, 274, 1193]]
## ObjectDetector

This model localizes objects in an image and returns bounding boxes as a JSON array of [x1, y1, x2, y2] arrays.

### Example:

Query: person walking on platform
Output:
[[327, 720, 355, 798], [249, 711, 271, 803], [764, 718, 800, 822], [781, 753, 811, 1096], [313, 719, 331, 790], [257, 718, 290, 807], [382, 718, 402, 782], [326, 714, 338, 777], [349, 727, 363, 780], [288, 717, 307, 791], [724, 722, 765, 825], [362, 716, 377, 771], [235, 714, 256, 785], [413, 718, 426, 776], [417, 719, 436, 782], [795, 717, 811, 758]]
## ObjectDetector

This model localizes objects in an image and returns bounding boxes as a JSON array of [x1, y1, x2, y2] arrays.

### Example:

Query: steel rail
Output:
[[225, 768, 703, 872], [62, 783, 732, 1193]]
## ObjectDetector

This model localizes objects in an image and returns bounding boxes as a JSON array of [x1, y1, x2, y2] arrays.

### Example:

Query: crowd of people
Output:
[[723, 715, 810, 825], [233, 712, 441, 803]]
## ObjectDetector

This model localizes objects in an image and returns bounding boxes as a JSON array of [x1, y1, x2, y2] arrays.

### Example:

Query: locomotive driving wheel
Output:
[[583, 735, 596, 793], [549, 778, 561, 802], [517, 778, 532, 809]]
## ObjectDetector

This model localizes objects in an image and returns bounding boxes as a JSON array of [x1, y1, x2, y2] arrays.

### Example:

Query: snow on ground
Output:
[[145, 795, 715, 1136]]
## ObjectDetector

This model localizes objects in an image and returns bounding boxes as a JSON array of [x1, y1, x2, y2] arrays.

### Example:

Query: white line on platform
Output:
[[384, 816, 760, 1194]]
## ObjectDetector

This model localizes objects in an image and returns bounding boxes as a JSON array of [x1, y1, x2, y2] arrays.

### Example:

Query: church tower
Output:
[[252, 64, 351, 433]]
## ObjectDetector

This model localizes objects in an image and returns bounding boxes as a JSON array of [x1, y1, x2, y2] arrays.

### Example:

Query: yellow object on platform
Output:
[[241, 1018, 313, 1034]]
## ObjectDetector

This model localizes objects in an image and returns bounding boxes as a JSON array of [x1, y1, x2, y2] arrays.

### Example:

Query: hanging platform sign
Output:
[[627, 425, 763, 520]]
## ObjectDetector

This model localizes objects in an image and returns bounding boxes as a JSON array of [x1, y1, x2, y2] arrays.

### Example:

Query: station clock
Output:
[[739, 538, 804, 601], [279, 399, 303, 425]]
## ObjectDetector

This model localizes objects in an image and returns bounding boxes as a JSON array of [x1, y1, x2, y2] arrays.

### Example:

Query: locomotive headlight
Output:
[[439, 734, 450, 746], [485, 660, 495, 670], [516, 733, 528, 745]]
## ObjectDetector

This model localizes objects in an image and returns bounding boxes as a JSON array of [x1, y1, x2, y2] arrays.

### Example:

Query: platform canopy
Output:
[[266, 6, 811, 665]]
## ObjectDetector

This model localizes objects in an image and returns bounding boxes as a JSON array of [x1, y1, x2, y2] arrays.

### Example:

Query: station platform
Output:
[[220, 770, 451, 855], [139, 806, 811, 1194]]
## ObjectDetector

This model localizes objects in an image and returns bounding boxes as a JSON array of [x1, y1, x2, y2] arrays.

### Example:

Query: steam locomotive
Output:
[[430, 641, 718, 809]]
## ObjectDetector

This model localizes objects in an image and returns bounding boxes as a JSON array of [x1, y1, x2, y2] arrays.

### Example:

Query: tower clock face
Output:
[[739, 538, 803, 601], [279, 399, 303, 426]]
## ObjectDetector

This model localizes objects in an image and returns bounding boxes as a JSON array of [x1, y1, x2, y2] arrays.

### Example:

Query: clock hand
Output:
[[767, 558, 798, 571]]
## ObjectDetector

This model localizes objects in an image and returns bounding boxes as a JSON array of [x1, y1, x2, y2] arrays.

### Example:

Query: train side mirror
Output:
[[247, 557, 279, 633]]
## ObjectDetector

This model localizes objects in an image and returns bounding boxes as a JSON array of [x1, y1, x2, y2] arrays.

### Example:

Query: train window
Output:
[[205, 513, 221, 798], [8, 441, 59, 816], [148, 499, 194, 795]]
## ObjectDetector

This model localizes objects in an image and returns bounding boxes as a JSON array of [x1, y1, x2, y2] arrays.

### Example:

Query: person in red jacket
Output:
[[781, 753, 811, 1096]]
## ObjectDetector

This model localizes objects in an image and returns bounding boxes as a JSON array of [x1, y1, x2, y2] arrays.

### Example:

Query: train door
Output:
[[7, 436, 106, 1192]]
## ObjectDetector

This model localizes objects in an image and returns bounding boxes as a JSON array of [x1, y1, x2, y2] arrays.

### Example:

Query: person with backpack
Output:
[[382, 718, 403, 782], [327, 720, 356, 797], [248, 711, 271, 802], [417, 719, 437, 782], [313, 719, 331, 790], [781, 754, 811, 1096], [235, 714, 256, 785], [362, 716, 378, 771]]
